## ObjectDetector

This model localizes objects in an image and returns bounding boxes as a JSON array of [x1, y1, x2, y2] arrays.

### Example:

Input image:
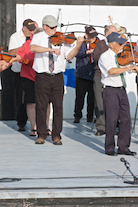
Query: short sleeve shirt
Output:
[[8, 30, 26, 72], [30, 31, 74, 74], [98, 48, 123, 87]]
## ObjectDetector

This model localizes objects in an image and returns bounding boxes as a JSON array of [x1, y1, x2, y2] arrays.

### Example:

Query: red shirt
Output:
[[17, 36, 35, 81]]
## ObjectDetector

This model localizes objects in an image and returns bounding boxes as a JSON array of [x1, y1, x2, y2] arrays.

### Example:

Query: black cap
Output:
[[85, 26, 98, 38], [23, 19, 36, 31]]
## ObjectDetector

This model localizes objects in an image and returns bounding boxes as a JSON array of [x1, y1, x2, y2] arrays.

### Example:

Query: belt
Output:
[[43, 72, 62, 76], [103, 85, 125, 90]]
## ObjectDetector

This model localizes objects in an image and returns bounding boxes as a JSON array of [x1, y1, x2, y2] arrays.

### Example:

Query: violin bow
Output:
[[57, 8, 62, 31], [127, 33, 138, 84], [1, 52, 16, 58], [126, 33, 138, 36], [127, 33, 136, 65], [61, 23, 105, 29], [63, 31, 105, 37], [57, 8, 61, 23], [127, 33, 138, 133]]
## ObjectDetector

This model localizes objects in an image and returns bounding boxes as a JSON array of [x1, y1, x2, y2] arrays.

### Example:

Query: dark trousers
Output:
[[103, 86, 131, 153], [93, 76, 105, 131], [13, 72, 28, 127], [35, 72, 64, 140], [74, 77, 94, 120]]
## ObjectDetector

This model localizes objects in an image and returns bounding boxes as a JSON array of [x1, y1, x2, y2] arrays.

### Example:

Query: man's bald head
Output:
[[104, 25, 118, 37]]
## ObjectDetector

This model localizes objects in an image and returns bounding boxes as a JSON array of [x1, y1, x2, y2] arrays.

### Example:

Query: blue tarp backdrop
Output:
[[63, 68, 75, 88]]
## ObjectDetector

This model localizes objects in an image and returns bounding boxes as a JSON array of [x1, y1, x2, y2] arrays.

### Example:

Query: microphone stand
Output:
[[122, 161, 138, 184]]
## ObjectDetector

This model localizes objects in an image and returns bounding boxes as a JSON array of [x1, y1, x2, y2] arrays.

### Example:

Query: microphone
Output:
[[120, 157, 129, 165]]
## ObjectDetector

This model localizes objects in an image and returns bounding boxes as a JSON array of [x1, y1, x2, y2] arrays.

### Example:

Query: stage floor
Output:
[[0, 119, 138, 201]]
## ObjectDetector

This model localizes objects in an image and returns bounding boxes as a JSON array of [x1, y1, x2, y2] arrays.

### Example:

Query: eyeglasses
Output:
[[116, 42, 123, 46], [47, 25, 57, 29]]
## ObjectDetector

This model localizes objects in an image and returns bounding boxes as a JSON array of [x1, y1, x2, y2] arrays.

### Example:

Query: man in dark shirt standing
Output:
[[92, 25, 118, 136], [73, 26, 98, 123]]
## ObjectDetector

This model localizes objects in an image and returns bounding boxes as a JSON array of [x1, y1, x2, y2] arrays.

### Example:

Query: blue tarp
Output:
[[63, 68, 75, 88]]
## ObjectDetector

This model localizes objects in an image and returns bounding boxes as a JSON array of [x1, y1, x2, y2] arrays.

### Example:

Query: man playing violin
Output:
[[30, 15, 84, 145], [0, 60, 10, 91], [98, 32, 138, 156], [92, 25, 118, 136], [8, 19, 37, 132], [73, 26, 98, 123]]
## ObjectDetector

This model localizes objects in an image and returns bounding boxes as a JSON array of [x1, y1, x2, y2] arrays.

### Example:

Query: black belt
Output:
[[43, 72, 62, 76], [103, 85, 125, 90]]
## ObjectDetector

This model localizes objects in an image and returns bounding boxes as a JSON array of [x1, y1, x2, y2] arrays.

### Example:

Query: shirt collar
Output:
[[109, 48, 116, 57], [105, 38, 108, 46], [42, 31, 49, 38], [20, 29, 25, 38]]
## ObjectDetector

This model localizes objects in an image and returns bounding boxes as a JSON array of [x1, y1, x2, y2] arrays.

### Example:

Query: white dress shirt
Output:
[[8, 30, 26, 72], [30, 31, 74, 74], [98, 48, 123, 87]]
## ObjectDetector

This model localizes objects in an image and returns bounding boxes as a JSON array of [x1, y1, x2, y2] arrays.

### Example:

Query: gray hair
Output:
[[34, 27, 43, 34], [104, 25, 117, 36]]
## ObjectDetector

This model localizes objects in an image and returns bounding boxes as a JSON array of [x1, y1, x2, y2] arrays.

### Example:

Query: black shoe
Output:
[[87, 118, 92, 123], [118, 150, 137, 156], [105, 151, 118, 156], [18, 126, 25, 131], [73, 118, 80, 123], [95, 130, 105, 136]]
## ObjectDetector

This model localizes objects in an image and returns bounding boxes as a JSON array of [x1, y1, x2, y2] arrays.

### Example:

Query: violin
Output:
[[108, 15, 129, 41], [89, 38, 99, 49], [49, 32, 99, 49], [0, 52, 29, 64], [0, 52, 16, 62], [123, 42, 136, 51], [117, 51, 138, 66], [49, 32, 77, 46]]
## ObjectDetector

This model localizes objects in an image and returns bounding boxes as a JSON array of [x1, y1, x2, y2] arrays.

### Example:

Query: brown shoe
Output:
[[35, 137, 45, 144], [53, 137, 62, 145]]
